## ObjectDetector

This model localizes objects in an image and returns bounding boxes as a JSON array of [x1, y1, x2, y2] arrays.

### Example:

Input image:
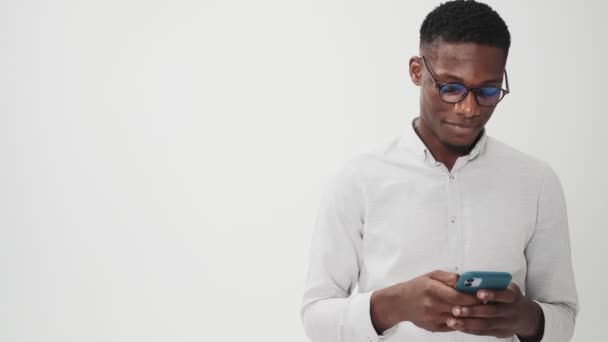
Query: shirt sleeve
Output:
[[524, 165, 579, 342], [300, 161, 395, 342]]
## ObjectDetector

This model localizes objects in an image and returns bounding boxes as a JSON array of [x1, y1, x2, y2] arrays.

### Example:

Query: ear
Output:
[[409, 56, 423, 86]]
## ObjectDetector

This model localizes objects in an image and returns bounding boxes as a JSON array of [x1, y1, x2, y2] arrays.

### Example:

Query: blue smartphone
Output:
[[454, 271, 512, 294]]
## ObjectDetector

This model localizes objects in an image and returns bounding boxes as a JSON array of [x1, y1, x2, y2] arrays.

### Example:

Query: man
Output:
[[300, 1, 579, 342]]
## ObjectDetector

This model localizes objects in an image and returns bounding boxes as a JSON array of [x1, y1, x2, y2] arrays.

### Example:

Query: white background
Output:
[[1, 1, 606, 341]]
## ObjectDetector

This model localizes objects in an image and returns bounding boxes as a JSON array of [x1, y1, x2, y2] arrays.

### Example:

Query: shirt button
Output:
[[450, 217, 456, 223]]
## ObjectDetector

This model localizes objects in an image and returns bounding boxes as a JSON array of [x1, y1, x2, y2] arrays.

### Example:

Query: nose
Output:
[[454, 90, 480, 118]]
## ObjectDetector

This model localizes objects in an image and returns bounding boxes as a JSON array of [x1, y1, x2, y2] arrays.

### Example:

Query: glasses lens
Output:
[[476, 87, 503, 106], [439, 83, 467, 103]]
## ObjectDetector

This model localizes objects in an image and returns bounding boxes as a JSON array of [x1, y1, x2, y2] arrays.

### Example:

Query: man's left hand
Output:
[[446, 283, 543, 340]]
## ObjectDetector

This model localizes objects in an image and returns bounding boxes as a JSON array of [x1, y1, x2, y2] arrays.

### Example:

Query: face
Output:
[[409, 42, 507, 149]]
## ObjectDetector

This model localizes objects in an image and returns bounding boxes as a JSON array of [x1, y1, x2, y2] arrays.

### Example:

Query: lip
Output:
[[444, 121, 480, 134]]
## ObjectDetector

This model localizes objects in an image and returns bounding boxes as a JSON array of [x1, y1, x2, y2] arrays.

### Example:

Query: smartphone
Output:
[[454, 271, 512, 294]]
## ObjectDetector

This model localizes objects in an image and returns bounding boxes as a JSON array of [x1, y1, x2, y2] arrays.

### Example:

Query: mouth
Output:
[[444, 121, 481, 135]]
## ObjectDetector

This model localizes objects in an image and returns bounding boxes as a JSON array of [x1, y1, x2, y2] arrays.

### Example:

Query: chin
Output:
[[442, 136, 477, 150]]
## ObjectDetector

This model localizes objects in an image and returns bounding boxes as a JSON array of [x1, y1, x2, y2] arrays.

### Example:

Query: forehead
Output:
[[423, 42, 507, 83]]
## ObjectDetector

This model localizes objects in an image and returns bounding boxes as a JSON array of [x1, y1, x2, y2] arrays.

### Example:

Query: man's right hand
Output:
[[370, 270, 482, 334]]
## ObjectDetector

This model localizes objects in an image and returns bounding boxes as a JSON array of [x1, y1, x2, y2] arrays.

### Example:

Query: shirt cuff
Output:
[[343, 290, 399, 342], [535, 301, 556, 342]]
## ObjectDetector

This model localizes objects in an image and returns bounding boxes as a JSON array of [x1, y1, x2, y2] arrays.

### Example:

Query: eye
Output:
[[440, 83, 465, 95], [478, 87, 501, 98], [476, 87, 505, 106]]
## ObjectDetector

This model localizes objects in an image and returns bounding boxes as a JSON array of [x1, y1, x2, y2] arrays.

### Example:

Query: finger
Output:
[[424, 298, 455, 315], [446, 317, 510, 332], [432, 323, 455, 333], [428, 270, 459, 287], [450, 325, 513, 338], [452, 303, 508, 318], [431, 280, 481, 306], [476, 284, 520, 303]]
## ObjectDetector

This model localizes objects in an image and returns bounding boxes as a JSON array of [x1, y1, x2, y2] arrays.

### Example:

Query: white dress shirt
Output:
[[301, 119, 579, 342]]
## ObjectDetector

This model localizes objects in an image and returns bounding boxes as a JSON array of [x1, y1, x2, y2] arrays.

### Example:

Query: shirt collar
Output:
[[398, 117, 488, 162]]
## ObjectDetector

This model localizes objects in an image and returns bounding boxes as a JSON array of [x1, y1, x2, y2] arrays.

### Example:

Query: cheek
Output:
[[479, 108, 495, 122], [422, 87, 446, 115], [426, 101, 452, 123]]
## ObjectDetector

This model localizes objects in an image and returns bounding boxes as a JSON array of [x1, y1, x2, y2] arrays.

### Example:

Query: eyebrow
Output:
[[434, 71, 504, 86]]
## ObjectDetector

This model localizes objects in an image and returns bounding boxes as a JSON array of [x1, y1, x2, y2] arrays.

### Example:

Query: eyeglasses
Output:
[[419, 56, 510, 107]]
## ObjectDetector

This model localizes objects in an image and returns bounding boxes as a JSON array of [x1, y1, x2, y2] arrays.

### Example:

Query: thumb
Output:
[[428, 270, 459, 287]]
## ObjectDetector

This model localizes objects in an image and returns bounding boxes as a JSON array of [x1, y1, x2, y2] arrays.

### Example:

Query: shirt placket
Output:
[[426, 152, 466, 276], [447, 158, 467, 342], [447, 171, 463, 274]]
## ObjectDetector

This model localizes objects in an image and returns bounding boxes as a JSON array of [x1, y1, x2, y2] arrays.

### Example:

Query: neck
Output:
[[413, 117, 481, 171]]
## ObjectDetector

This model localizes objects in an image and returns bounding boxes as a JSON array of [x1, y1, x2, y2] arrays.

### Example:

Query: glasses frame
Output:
[[419, 55, 510, 107]]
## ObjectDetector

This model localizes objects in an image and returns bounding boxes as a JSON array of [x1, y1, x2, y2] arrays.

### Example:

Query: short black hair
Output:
[[420, 0, 511, 55]]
